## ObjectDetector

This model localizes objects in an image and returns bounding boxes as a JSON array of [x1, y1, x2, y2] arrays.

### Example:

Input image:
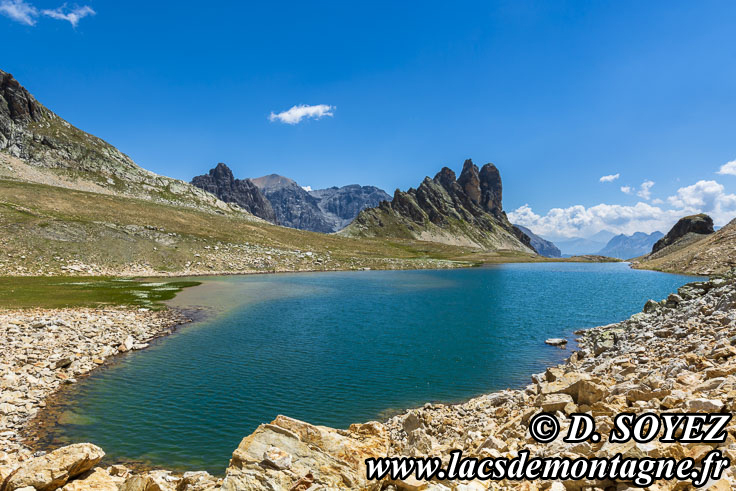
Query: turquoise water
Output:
[[45, 263, 698, 473]]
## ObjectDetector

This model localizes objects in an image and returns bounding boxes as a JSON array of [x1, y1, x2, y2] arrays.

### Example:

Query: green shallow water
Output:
[[43, 263, 699, 473]]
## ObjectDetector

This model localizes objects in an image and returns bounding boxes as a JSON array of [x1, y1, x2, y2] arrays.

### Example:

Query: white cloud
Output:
[[717, 160, 736, 176], [666, 180, 736, 223], [637, 180, 655, 200], [301, 185, 312, 192], [41, 4, 95, 27], [599, 173, 620, 183], [509, 202, 682, 239], [509, 178, 736, 239], [0, 0, 38, 25], [269, 104, 335, 124], [620, 186, 632, 194]]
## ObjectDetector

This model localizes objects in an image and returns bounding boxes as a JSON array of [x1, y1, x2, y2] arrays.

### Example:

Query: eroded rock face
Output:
[[344, 159, 534, 252], [652, 213, 714, 253], [191, 164, 277, 223], [2, 443, 104, 491]]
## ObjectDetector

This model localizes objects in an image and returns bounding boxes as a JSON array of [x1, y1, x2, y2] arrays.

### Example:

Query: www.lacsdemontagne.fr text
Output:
[[366, 449, 728, 487]]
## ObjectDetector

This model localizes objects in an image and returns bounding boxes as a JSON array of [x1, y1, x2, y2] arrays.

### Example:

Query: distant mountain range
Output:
[[191, 163, 390, 233], [597, 231, 664, 259], [515, 227, 664, 259]]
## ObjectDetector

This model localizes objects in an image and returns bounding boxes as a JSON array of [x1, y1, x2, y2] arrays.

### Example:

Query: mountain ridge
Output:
[[342, 159, 534, 253], [0, 69, 243, 216]]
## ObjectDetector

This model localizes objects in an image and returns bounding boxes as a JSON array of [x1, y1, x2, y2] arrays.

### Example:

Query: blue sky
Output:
[[2, 0, 736, 238]]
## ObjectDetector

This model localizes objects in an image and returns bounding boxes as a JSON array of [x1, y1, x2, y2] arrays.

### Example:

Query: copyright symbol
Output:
[[529, 413, 560, 443]]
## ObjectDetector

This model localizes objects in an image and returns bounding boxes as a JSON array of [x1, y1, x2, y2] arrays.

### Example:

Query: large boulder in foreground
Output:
[[222, 415, 388, 490], [2, 443, 104, 491], [652, 213, 714, 254]]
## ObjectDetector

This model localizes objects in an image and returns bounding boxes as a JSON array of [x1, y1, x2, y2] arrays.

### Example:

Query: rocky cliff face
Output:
[[309, 184, 391, 231], [191, 164, 277, 223], [0, 69, 239, 214], [343, 159, 534, 252], [513, 224, 561, 257], [652, 213, 714, 254], [248, 174, 391, 233], [251, 174, 336, 233]]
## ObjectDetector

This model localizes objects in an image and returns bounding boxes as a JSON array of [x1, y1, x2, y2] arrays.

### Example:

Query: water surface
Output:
[[44, 263, 699, 472]]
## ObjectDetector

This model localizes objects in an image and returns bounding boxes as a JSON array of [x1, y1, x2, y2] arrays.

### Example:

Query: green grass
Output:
[[0, 276, 201, 309]]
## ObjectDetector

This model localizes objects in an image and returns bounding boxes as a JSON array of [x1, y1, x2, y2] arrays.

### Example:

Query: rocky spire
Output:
[[457, 159, 481, 205], [479, 163, 503, 215]]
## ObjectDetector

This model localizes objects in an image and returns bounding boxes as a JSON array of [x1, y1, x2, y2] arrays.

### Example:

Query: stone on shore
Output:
[[3, 443, 104, 491]]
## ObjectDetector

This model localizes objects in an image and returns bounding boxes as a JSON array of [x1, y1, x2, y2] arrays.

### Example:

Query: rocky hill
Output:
[[0, 69, 239, 214], [597, 231, 663, 259], [652, 213, 714, 254], [342, 159, 534, 253], [513, 224, 561, 257], [633, 215, 735, 275], [191, 163, 277, 222]]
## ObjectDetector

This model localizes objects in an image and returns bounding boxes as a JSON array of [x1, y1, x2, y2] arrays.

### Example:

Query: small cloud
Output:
[[301, 185, 312, 192], [42, 4, 95, 27], [620, 186, 632, 194], [637, 180, 655, 200], [651, 198, 664, 205], [599, 173, 620, 183], [269, 104, 334, 124], [0, 0, 38, 25], [717, 160, 736, 176]]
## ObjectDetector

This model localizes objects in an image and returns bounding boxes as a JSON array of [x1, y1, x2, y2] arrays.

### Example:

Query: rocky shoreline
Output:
[[0, 308, 191, 483], [3, 272, 736, 490]]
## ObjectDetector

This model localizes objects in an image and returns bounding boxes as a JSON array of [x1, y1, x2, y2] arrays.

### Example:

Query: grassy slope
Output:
[[0, 178, 546, 276]]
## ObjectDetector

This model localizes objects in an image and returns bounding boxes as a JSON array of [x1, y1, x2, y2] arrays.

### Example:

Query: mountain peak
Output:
[[344, 159, 533, 253]]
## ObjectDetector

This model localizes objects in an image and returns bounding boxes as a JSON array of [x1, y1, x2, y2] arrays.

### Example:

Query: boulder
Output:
[[3, 443, 104, 491], [223, 415, 388, 490]]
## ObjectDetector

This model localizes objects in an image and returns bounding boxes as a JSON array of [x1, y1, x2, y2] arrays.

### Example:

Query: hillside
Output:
[[342, 159, 534, 253], [631, 214, 734, 275], [597, 231, 663, 259], [0, 69, 543, 276], [0, 70, 244, 215]]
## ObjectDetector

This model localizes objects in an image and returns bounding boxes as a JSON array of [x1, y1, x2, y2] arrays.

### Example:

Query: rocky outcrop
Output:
[[343, 159, 534, 252], [2, 443, 104, 491], [596, 230, 664, 259], [652, 213, 714, 254], [0, 69, 241, 215], [222, 416, 388, 490], [514, 225, 561, 257], [633, 216, 735, 275], [191, 164, 277, 223]]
